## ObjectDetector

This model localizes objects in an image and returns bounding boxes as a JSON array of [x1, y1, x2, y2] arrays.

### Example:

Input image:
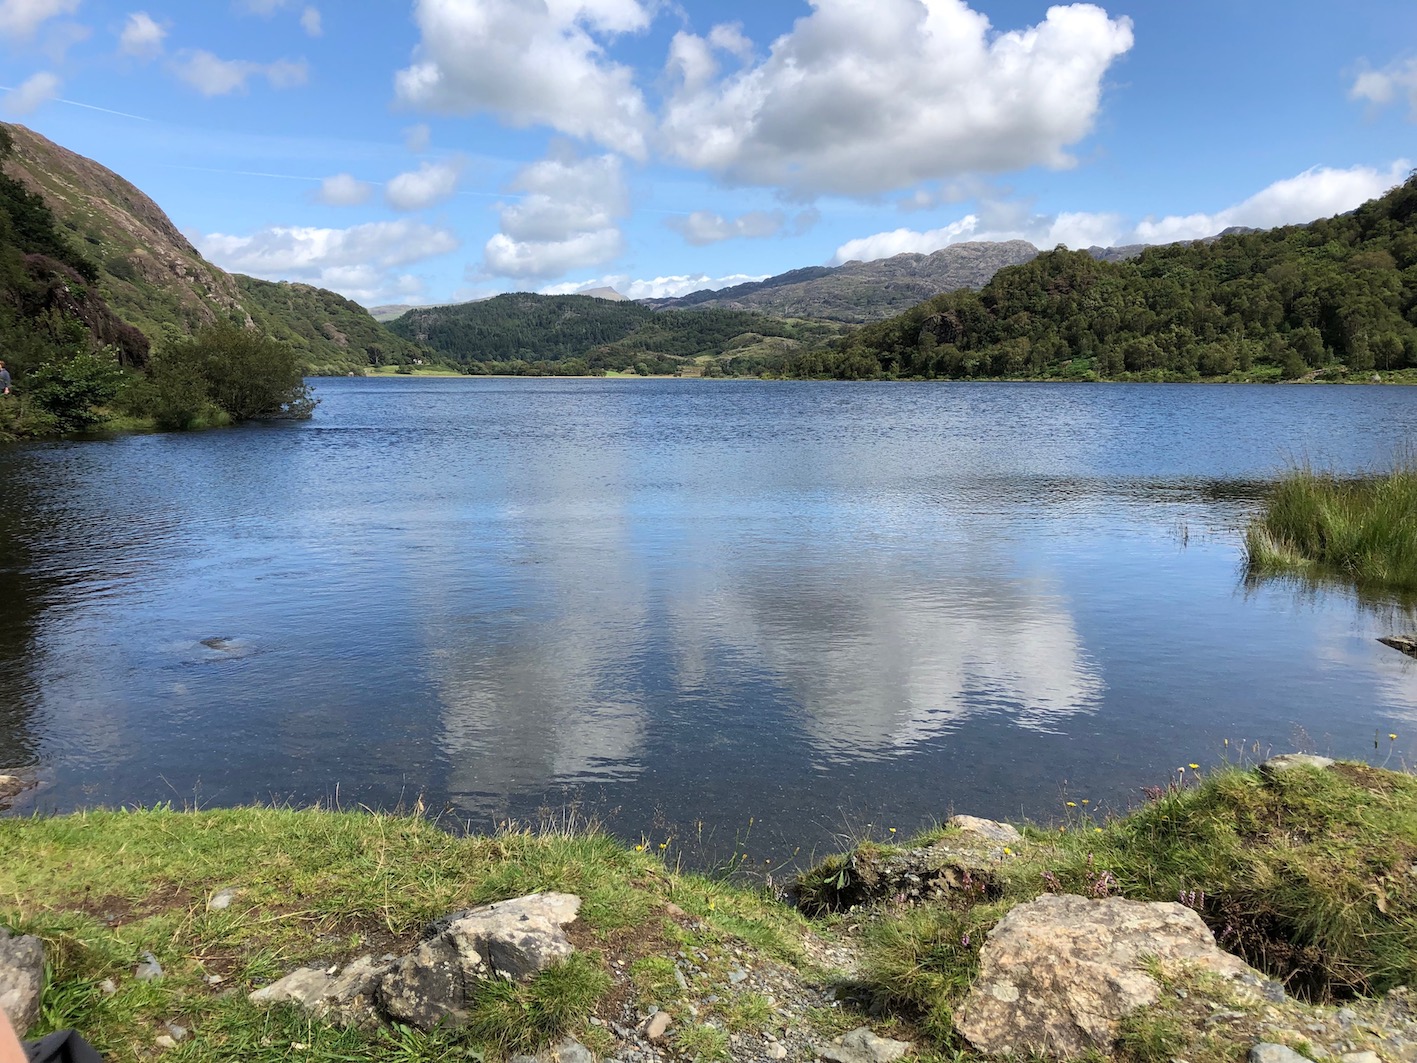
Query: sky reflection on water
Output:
[[3, 380, 1417, 860]]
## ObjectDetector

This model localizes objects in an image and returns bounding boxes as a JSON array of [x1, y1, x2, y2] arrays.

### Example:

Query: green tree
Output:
[[26, 349, 127, 432], [150, 323, 316, 423]]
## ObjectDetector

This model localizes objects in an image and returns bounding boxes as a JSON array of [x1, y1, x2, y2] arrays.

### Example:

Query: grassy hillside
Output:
[[790, 172, 1417, 381], [0, 122, 423, 375], [236, 277, 427, 375], [388, 292, 841, 375]]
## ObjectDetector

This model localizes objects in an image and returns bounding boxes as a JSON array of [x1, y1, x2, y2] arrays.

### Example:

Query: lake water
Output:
[[3, 378, 1416, 864]]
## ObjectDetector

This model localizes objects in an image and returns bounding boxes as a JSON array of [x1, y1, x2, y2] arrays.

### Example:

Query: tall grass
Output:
[[1245, 458, 1417, 591]]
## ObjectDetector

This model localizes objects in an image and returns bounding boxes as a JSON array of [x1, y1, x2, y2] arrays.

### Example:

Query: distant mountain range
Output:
[[0, 123, 424, 372]]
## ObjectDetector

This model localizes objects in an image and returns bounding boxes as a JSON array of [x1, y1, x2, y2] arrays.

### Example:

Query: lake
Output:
[[2, 378, 1415, 865]]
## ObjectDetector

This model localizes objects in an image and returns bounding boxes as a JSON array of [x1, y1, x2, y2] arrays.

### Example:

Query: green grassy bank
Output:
[[1245, 460, 1417, 592], [2, 760, 1414, 1062]]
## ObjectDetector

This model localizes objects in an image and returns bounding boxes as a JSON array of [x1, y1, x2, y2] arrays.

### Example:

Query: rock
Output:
[[1259, 754, 1335, 775], [379, 893, 581, 1030], [767, 1043, 788, 1060], [664, 903, 687, 918], [799, 840, 1000, 913], [135, 951, 164, 981], [165, 1022, 187, 1042], [99, 979, 117, 996], [644, 1011, 672, 1040], [547, 1039, 594, 1063], [249, 955, 387, 1028], [1378, 636, 1417, 660], [0, 776, 23, 800], [728, 968, 747, 984], [818, 1027, 914, 1063], [0, 927, 45, 1035], [1342, 1053, 1382, 1063], [955, 894, 1270, 1058], [949, 815, 1023, 844], [1251, 1045, 1313, 1063], [154, 1035, 177, 1050], [207, 888, 238, 911]]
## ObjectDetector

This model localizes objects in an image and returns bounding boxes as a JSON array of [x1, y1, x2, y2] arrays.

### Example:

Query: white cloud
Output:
[[542, 272, 771, 300], [385, 158, 463, 211], [1350, 57, 1417, 118], [661, 0, 1134, 198], [300, 5, 321, 36], [1133, 161, 1412, 243], [118, 11, 165, 59], [831, 160, 1412, 265], [483, 150, 627, 278], [0, 0, 79, 40], [171, 50, 309, 95], [404, 123, 431, 153], [668, 210, 784, 245], [394, 0, 652, 159], [2, 70, 60, 115], [316, 173, 372, 207], [195, 219, 460, 304]]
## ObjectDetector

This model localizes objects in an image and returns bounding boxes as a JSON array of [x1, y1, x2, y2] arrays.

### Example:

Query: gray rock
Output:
[[135, 951, 164, 981], [818, 1026, 914, 1063], [0, 927, 45, 1035], [165, 1022, 188, 1042], [1250, 1045, 1313, 1063], [154, 1034, 177, 1050], [1342, 1053, 1382, 1063], [249, 955, 387, 1028], [948, 815, 1023, 844], [1259, 754, 1335, 776], [548, 1038, 594, 1063], [767, 1043, 788, 1060], [379, 892, 582, 1031], [956, 894, 1269, 1058]]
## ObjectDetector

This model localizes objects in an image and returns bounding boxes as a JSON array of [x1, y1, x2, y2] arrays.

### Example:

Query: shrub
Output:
[[147, 323, 316, 424], [24, 349, 127, 433]]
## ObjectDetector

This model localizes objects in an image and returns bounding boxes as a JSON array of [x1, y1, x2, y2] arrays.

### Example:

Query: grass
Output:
[[800, 760, 1417, 1051], [1245, 459, 1417, 592], [5, 763, 1415, 1061], [0, 806, 805, 1062]]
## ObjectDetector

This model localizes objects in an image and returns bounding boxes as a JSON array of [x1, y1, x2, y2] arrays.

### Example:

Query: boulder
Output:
[[1251, 1045, 1313, 1063], [1259, 754, 1335, 776], [0, 927, 45, 1035], [949, 816, 1023, 845], [378, 893, 582, 1030], [955, 894, 1273, 1058], [249, 955, 387, 1027]]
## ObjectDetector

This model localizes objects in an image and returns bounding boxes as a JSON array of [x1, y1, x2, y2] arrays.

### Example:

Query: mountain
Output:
[[0, 122, 424, 372], [387, 292, 842, 374], [787, 173, 1417, 382], [643, 241, 1042, 322]]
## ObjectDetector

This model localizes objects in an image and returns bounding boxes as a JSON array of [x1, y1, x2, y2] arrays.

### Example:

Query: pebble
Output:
[[135, 952, 163, 981], [98, 978, 117, 996], [207, 888, 238, 911], [644, 1012, 672, 1041], [728, 968, 747, 984], [165, 1023, 187, 1042], [767, 1043, 788, 1060], [1251, 1045, 1315, 1063], [154, 1035, 177, 1050]]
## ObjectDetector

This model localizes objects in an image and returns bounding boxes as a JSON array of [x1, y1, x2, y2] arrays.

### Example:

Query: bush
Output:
[[24, 349, 127, 432], [145, 323, 316, 425]]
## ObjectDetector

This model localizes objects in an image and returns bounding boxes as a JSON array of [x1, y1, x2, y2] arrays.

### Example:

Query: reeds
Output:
[[1245, 458, 1417, 591]]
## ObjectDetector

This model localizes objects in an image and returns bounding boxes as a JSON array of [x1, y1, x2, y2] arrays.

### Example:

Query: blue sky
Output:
[[2, 0, 1414, 308]]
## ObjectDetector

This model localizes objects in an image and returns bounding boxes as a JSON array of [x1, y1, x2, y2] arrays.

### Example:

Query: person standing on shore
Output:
[[0, 361, 10, 395]]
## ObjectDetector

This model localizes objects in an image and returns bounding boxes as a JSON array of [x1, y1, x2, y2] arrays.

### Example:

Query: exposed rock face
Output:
[[798, 832, 1009, 914], [955, 893, 1272, 1059], [250, 893, 583, 1033], [0, 927, 45, 1035]]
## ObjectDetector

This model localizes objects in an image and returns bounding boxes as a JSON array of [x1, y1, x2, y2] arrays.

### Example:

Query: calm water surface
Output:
[[3, 379, 1416, 861]]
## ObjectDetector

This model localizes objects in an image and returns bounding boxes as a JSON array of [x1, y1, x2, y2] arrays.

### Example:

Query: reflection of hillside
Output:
[[667, 562, 1103, 762]]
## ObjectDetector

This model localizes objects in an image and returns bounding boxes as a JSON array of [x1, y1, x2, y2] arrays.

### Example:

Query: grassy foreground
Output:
[[1, 760, 1414, 1062], [1245, 460, 1417, 592]]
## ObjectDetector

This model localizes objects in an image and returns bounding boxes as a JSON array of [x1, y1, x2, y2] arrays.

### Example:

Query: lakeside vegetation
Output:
[[1245, 459, 1417, 593], [2, 759, 1413, 1062], [787, 172, 1417, 382]]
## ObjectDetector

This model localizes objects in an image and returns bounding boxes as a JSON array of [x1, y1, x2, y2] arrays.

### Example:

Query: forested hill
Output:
[[788, 172, 1417, 381], [387, 293, 841, 374]]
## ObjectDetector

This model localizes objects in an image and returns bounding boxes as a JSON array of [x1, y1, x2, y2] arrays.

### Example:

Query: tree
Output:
[[150, 323, 316, 424]]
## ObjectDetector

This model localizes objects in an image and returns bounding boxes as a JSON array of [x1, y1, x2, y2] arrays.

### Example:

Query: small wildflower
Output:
[[1066, 801, 1077, 807], [659, 842, 669, 850], [889, 827, 897, 834], [961, 933, 970, 947], [1003, 846, 1013, 855], [1391, 733, 1398, 741], [1188, 763, 1199, 770], [1094, 828, 1103, 833], [634, 844, 645, 852], [707, 899, 716, 911], [1081, 799, 1089, 805]]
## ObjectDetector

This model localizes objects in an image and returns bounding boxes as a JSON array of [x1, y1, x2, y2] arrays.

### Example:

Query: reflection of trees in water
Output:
[[0, 470, 48, 767]]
